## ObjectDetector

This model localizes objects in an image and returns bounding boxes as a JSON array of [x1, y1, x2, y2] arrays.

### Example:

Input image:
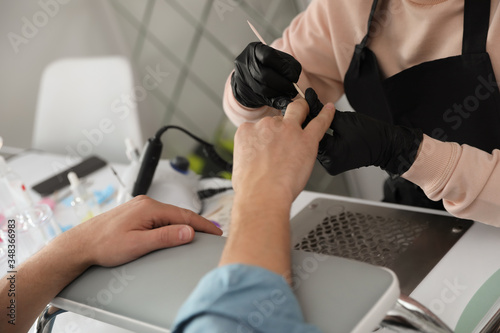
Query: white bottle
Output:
[[0, 156, 32, 218], [116, 138, 139, 205], [68, 172, 100, 223]]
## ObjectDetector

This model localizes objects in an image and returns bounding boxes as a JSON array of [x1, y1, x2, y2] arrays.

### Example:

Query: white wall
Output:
[[0, 0, 132, 149], [0, 0, 304, 162], [0, 0, 387, 200]]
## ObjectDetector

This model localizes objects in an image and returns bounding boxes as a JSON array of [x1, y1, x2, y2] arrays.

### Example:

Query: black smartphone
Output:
[[32, 155, 107, 197]]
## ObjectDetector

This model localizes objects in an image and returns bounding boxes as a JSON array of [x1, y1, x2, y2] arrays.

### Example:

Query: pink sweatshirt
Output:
[[223, 0, 500, 225]]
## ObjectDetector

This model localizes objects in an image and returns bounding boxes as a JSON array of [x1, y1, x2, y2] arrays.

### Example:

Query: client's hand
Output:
[[232, 98, 335, 204], [65, 195, 223, 267], [220, 98, 335, 276], [0, 196, 222, 333]]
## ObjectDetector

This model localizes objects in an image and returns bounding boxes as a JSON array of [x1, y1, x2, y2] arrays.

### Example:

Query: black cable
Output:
[[155, 125, 233, 172], [197, 187, 233, 200], [155, 125, 207, 143]]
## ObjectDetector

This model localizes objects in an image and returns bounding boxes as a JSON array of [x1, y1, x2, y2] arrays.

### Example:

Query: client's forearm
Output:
[[219, 190, 292, 279], [0, 229, 91, 333]]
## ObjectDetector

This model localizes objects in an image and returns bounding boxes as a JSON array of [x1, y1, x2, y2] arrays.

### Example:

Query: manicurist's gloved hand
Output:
[[231, 42, 302, 110], [304, 88, 423, 176]]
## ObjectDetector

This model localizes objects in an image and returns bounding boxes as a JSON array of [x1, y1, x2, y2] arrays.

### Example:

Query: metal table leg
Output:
[[379, 294, 453, 333], [36, 305, 67, 333]]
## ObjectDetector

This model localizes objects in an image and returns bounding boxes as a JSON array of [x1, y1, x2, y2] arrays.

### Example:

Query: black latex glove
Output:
[[231, 42, 302, 110], [304, 88, 423, 176]]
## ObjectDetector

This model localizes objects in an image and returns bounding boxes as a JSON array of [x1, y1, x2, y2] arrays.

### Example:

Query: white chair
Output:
[[32, 57, 143, 164]]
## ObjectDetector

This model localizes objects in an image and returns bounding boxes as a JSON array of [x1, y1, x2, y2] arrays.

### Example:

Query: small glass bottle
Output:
[[0, 156, 61, 265], [68, 172, 100, 223]]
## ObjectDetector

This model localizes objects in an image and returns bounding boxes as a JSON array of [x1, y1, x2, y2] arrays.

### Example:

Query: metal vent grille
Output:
[[290, 198, 473, 294], [293, 211, 429, 267]]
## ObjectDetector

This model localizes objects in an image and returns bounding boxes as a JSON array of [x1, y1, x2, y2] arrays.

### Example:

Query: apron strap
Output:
[[359, 0, 380, 48], [462, 0, 490, 54]]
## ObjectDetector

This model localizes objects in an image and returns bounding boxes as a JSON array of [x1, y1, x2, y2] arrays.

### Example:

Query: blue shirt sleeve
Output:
[[171, 264, 322, 333]]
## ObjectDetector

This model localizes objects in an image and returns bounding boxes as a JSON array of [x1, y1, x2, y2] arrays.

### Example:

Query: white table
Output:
[[6, 150, 500, 332]]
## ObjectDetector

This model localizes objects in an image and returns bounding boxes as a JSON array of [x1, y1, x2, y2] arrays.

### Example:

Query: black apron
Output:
[[343, 0, 500, 210]]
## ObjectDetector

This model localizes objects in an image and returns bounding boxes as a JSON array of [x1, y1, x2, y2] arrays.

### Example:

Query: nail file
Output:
[[247, 20, 305, 99]]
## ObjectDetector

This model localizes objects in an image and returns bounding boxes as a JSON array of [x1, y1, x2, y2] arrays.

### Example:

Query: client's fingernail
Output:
[[325, 103, 335, 110], [179, 226, 191, 241]]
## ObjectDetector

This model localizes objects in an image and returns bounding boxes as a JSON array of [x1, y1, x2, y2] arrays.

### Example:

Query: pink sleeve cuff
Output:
[[402, 135, 460, 197], [403, 135, 500, 225]]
